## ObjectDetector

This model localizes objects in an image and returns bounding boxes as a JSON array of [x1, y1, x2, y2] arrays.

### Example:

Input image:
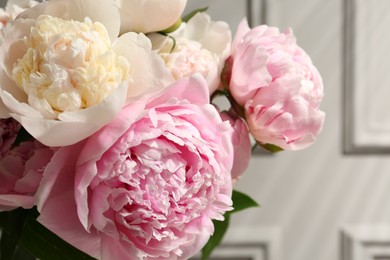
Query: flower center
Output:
[[12, 15, 130, 118]]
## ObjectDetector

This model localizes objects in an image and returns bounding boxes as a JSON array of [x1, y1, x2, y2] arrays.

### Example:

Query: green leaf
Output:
[[260, 143, 284, 153], [201, 191, 259, 259], [13, 245, 35, 260], [182, 7, 208, 22], [201, 215, 230, 260], [20, 215, 95, 260], [0, 212, 6, 230], [230, 190, 259, 214], [0, 208, 29, 260], [12, 127, 33, 148]]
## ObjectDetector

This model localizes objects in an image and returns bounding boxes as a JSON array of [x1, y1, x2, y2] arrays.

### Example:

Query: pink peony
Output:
[[37, 75, 233, 260], [220, 109, 251, 182], [228, 19, 325, 150], [0, 119, 54, 211]]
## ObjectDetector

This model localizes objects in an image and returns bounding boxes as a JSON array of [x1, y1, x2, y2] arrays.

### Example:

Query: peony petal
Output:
[[116, 0, 187, 34], [100, 234, 140, 260], [220, 110, 251, 181], [38, 191, 101, 259], [11, 83, 127, 147], [147, 33, 170, 50], [36, 143, 101, 257], [179, 219, 213, 259], [74, 162, 97, 231], [0, 98, 10, 118], [0, 18, 33, 79], [0, 194, 34, 211], [35, 144, 82, 212], [147, 74, 210, 108], [0, 67, 27, 105], [183, 13, 231, 58], [89, 185, 117, 234], [231, 46, 271, 105], [113, 32, 173, 99], [1, 91, 41, 118], [58, 82, 127, 124], [19, 0, 120, 41], [231, 18, 251, 51], [11, 115, 99, 147], [16, 1, 63, 20], [76, 99, 146, 166]]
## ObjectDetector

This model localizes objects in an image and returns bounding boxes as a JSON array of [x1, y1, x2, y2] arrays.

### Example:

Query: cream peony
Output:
[[0, 0, 172, 146], [116, 0, 187, 33], [148, 13, 231, 94], [11, 15, 130, 118]]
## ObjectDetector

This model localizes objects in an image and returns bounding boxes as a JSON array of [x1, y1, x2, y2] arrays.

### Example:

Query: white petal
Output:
[[1, 18, 33, 79], [0, 99, 10, 118], [113, 32, 173, 99], [58, 82, 127, 124], [178, 13, 232, 58], [12, 83, 128, 147], [147, 33, 171, 50], [0, 69, 26, 103], [1, 91, 41, 118], [18, 0, 120, 42], [116, 0, 187, 33], [0, 70, 26, 118]]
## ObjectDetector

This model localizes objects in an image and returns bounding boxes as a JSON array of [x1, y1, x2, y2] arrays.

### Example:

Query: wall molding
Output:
[[192, 226, 282, 260], [343, 0, 390, 154], [247, 0, 267, 26], [343, 0, 357, 154], [341, 225, 390, 260]]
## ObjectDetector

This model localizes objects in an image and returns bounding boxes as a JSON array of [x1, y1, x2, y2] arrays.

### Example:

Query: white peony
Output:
[[148, 13, 231, 94], [0, 0, 172, 146], [115, 0, 187, 33], [12, 15, 130, 118]]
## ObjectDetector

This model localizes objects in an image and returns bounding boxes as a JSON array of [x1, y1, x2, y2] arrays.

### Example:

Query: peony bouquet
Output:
[[0, 0, 325, 259]]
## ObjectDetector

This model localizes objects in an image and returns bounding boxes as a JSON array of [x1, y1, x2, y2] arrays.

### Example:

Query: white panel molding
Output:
[[343, 0, 390, 154], [341, 225, 390, 260], [247, 0, 266, 26], [192, 226, 282, 260]]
